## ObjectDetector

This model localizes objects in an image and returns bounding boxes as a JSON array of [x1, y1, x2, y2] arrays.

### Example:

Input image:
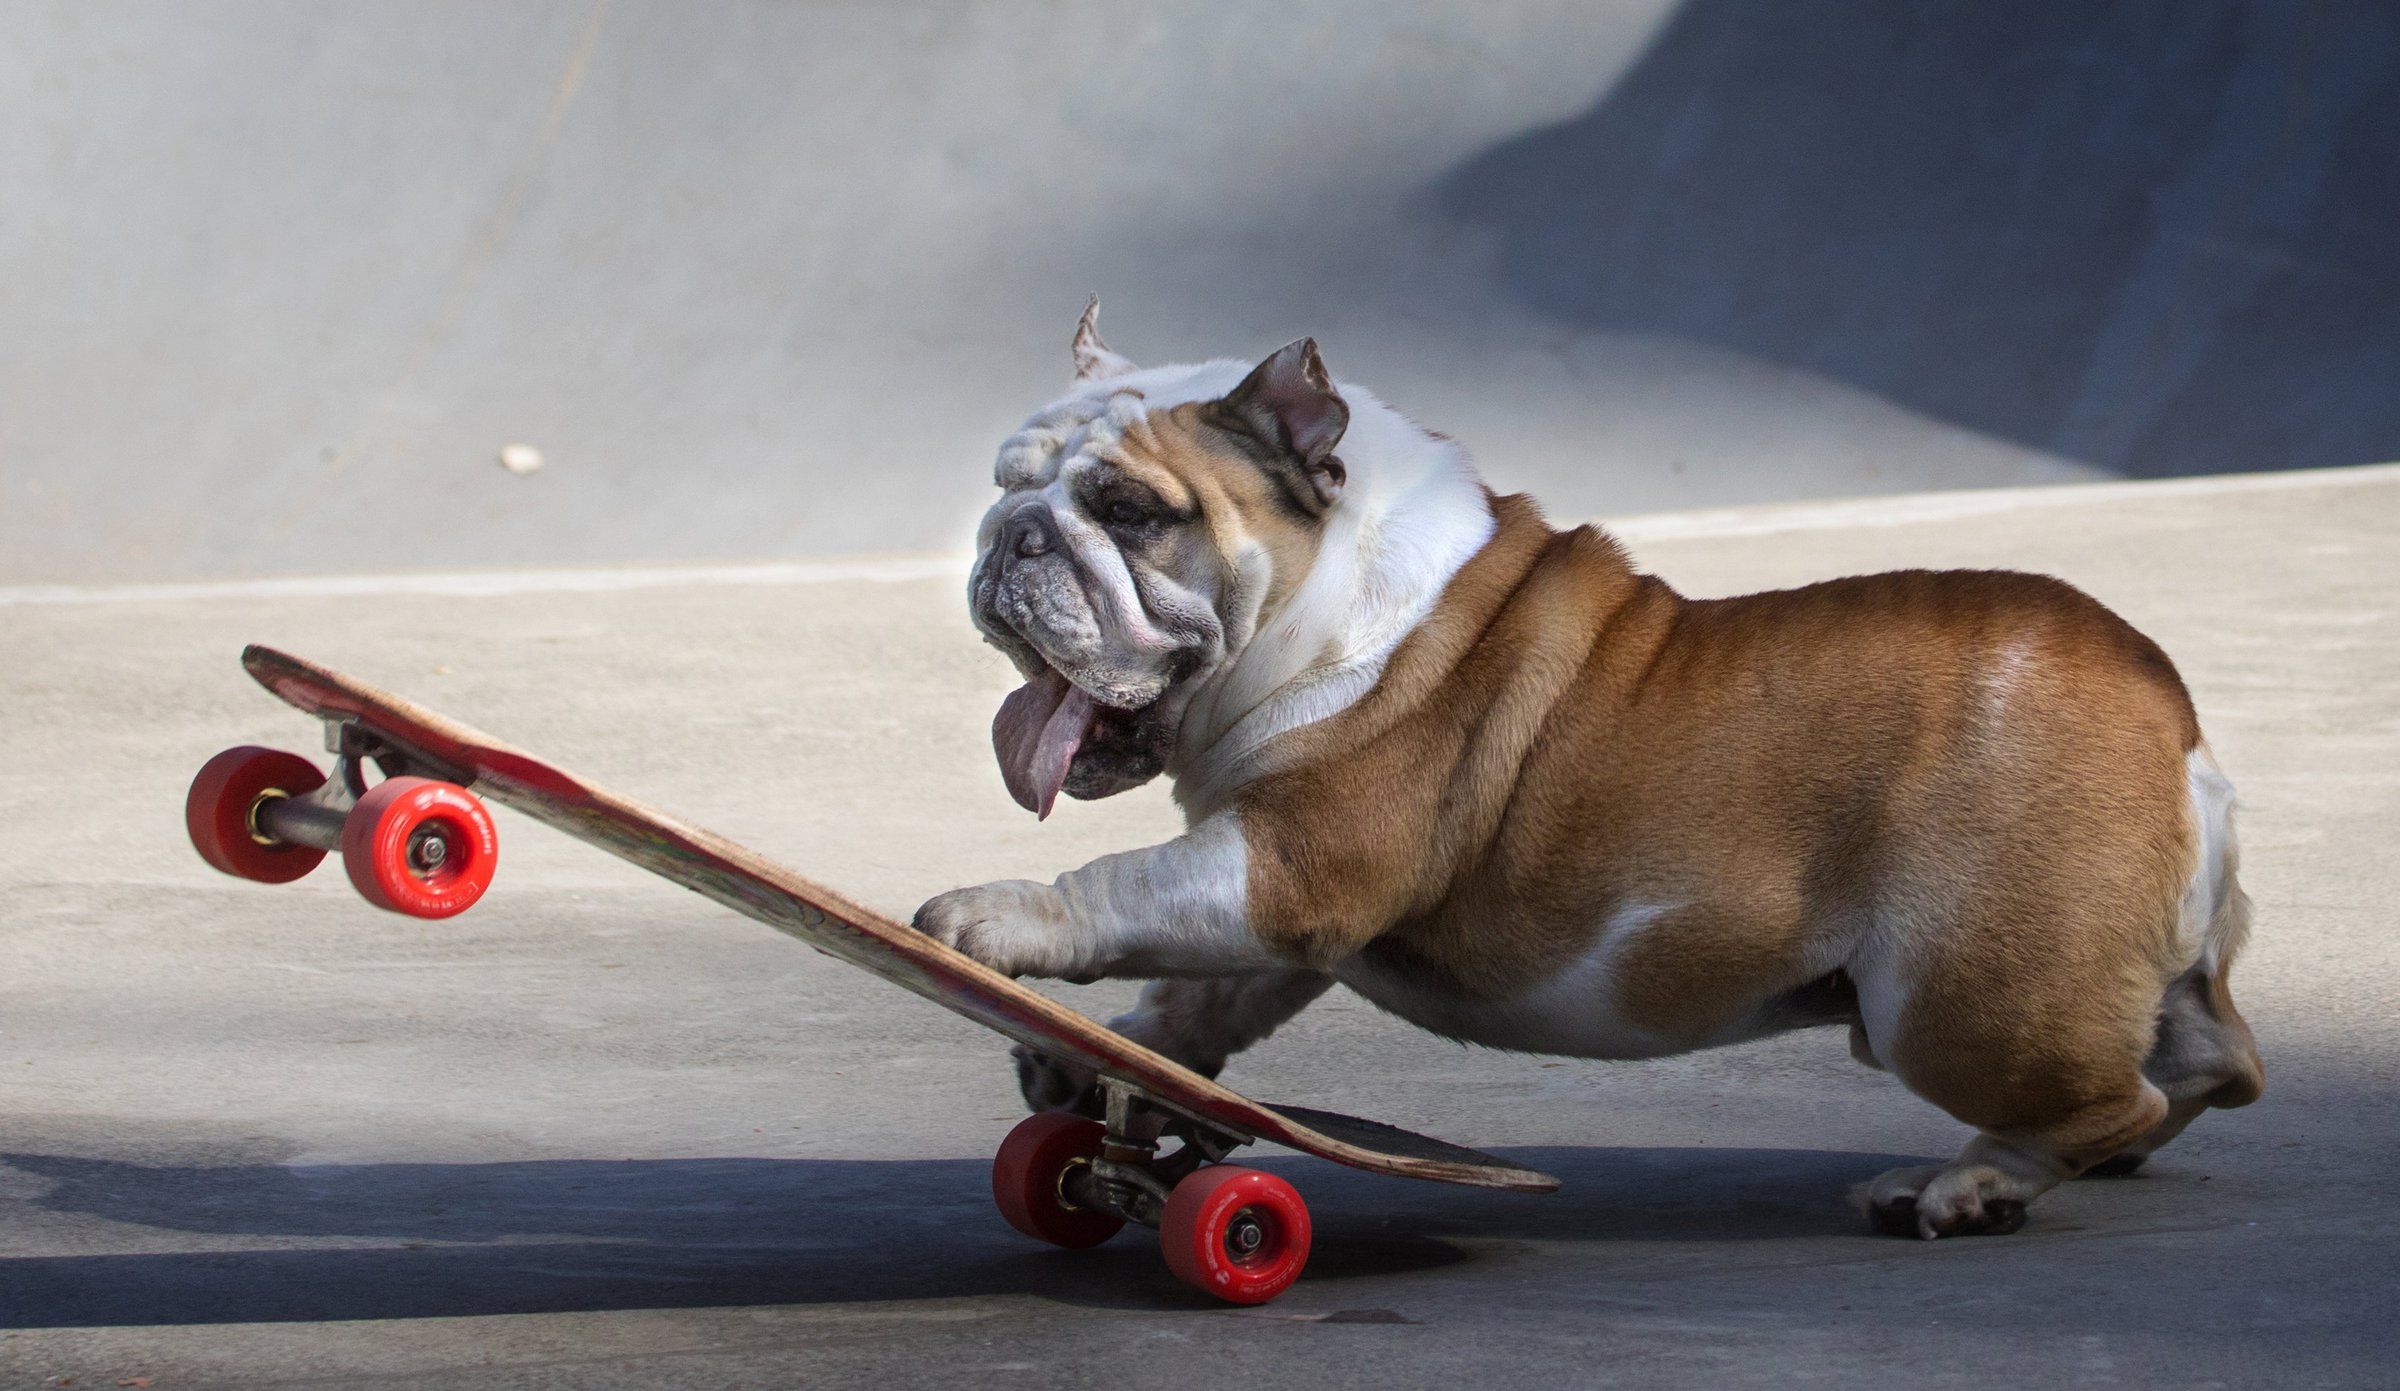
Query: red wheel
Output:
[[186, 746, 330, 884], [341, 776, 497, 919], [991, 1111, 1125, 1249], [1159, 1166, 1311, 1305]]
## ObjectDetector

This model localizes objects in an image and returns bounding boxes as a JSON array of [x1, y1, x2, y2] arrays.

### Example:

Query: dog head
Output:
[[970, 300, 1352, 817]]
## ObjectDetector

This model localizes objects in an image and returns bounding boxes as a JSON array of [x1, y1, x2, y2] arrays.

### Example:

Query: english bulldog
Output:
[[915, 300, 2264, 1239]]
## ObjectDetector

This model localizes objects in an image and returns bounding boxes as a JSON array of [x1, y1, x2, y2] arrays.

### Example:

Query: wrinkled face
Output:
[[970, 349, 1346, 817]]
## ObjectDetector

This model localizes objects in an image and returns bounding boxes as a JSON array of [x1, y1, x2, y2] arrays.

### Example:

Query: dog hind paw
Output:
[[1857, 1163, 2032, 1239]]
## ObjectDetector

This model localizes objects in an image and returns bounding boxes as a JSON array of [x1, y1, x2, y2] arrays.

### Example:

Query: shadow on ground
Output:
[[1438, 0, 2400, 475], [1, 1145, 1920, 1326]]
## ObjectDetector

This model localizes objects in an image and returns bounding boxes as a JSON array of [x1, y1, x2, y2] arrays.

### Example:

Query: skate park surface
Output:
[[5, 464, 2397, 1388], [8, 1, 2400, 1386]]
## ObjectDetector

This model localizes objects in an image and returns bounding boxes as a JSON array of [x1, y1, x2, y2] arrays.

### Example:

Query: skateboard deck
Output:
[[237, 644, 1558, 1195]]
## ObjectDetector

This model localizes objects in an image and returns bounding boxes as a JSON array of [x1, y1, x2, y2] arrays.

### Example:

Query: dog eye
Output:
[[1105, 500, 1152, 527]]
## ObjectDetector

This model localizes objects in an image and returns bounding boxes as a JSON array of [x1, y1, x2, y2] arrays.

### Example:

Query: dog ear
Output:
[[1071, 295, 1137, 382], [1216, 338, 1349, 512]]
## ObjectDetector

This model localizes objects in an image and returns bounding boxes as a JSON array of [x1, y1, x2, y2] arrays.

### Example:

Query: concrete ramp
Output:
[[6, 2, 2395, 583]]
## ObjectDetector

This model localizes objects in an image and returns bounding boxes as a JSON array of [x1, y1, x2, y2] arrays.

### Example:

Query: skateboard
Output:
[[187, 645, 1558, 1304]]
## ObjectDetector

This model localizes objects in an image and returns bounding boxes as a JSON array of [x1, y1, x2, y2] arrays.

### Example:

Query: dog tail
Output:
[[2182, 746, 2251, 978], [2174, 745, 2263, 1108]]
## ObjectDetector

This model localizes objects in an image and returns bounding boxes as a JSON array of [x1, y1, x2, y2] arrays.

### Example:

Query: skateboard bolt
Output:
[[1226, 1210, 1266, 1259], [407, 828, 450, 875]]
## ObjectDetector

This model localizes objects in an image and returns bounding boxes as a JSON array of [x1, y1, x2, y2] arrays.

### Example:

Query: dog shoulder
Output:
[[1232, 499, 1658, 964]]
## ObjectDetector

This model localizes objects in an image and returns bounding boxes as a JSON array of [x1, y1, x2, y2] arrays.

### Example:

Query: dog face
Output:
[[969, 303, 1351, 817]]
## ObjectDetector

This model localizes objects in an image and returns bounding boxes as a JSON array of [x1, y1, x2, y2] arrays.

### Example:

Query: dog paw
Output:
[[1857, 1163, 2032, 1239], [1012, 1043, 1104, 1117], [912, 879, 1091, 979]]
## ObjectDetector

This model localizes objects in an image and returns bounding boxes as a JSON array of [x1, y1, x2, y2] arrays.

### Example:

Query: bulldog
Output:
[[915, 300, 2264, 1239]]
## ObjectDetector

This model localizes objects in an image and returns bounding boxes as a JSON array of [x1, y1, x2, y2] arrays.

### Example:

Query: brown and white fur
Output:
[[916, 302, 2263, 1239]]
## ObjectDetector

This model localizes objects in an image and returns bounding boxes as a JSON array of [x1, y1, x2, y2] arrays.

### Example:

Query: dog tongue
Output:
[[993, 668, 1099, 819]]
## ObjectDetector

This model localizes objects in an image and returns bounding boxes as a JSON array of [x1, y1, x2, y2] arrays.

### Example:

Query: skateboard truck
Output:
[[992, 1077, 1314, 1303], [187, 719, 500, 919], [241, 720, 380, 850], [1056, 1082, 1234, 1228]]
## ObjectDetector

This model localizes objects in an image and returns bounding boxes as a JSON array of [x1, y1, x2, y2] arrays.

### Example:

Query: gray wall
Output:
[[6, 1, 2394, 583]]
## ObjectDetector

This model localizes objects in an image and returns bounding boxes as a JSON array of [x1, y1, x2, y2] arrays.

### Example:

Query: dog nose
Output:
[[1010, 512, 1053, 560]]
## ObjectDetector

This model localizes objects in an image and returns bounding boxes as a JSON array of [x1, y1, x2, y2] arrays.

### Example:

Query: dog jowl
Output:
[[915, 299, 2263, 1240]]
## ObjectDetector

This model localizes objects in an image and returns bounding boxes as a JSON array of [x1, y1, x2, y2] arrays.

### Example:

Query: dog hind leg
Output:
[[1851, 892, 2175, 1238], [2092, 752, 2265, 1175], [2083, 962, 2264, 1176]]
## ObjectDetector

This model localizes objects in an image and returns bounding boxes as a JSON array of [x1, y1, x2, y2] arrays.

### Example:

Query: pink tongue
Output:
[[992, 669, 1099, 819]]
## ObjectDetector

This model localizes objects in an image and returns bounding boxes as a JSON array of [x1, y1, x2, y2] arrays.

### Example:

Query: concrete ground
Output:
[[4, 466, 2397, 1388]]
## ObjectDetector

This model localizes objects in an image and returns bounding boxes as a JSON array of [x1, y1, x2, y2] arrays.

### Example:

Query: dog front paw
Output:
[[1012, 1043, 1103, 1116], [912, 879, 1091, 979]]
